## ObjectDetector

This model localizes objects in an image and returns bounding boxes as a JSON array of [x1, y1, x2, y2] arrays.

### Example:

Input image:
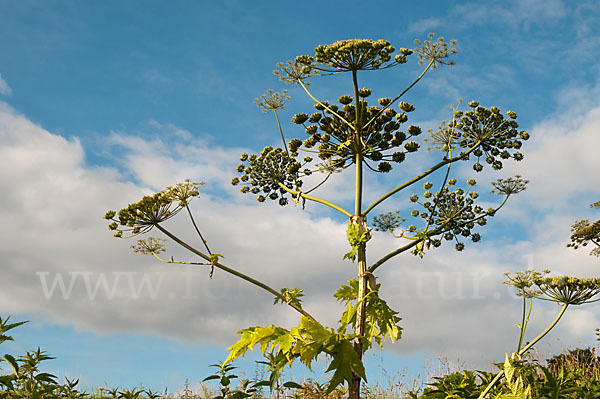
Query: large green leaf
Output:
[[325, 339, 367, 394]]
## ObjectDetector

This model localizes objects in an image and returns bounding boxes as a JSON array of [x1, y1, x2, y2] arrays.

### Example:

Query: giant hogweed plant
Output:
[[105, 35, 532, 399]]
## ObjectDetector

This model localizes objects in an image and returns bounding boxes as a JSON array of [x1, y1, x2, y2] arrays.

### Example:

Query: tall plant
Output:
[[105, 35, 531, 399]]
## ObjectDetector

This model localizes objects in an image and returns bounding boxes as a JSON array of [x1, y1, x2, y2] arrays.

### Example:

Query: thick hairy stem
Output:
[[351, 240, 368, 399], [478, 304, 568, 399], [154, 224, 317, 322], [349, 69, 366, 399]]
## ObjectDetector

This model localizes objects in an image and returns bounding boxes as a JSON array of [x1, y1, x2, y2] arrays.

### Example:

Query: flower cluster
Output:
[[567, 201, 600, 257], [131, 237, 166, 254], [503, 270, 550, 298], [430, 101, 529, 172], [275, 38, 415, 83], [407, 178, 487, 251], [491, 175, 529, 195], [375, 175, 527, 253], [372, 211, 406, 233], [105, 180, 203, 237], [414, 33, 458, 68], [231, 147, 304, 205], [288, 95, 422, 173], [533, 276, 600, 305], [314, 39, 402, 71], [254, 89, 290, 113]]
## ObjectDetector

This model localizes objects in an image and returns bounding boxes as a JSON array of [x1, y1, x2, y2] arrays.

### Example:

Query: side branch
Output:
[[154, 224, 317, 321], [277, 182, 352, 217], [363, 144, 480, 216], [369, 195, 509, 273], [298, 80, 355, 131], [363, 59, 435, 130]]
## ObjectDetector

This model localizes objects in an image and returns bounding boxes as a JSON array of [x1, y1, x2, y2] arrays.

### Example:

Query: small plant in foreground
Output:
[[477, 273, 600, 398]]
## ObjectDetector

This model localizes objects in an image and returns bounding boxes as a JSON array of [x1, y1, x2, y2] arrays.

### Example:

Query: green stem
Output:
[[273, 110, 290, 158], [516, 294, 527, 353], [362, 59, 434, 130], [303, 171, 333, 195], [352, 69, 363, 216], [478, 303, 568, 399], [350, 68, 366, 399], [185, 204, 212, 255], [154, 224, 317, 321], [277, 182, 352, 217], [298, 80, 354, 130], [362, 143, 480, 216], [516, 295, 533, 353]]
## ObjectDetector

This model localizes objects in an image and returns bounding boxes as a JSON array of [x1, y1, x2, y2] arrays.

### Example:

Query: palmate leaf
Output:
[[325, 339, 367, 394], [225, 325, 292, 364], [365, 294, 402, 346], [290, 316, 333, 368], [334, 279, 402, 347], [334, 279, 359, 304]]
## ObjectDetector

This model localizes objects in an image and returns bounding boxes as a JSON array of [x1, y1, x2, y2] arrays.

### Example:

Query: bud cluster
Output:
[[288, 95, 421, 173], [275, 39, 415, 83], [533, 276, 600, 305], [231, 147, 304, 205], [431, 101, 529, 172], [104, 180, 203, 237], [567, 200, 600, 257], [408, 178, 488, 251]]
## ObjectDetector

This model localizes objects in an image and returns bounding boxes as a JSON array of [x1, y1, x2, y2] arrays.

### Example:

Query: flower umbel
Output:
[[105, 181, 203, 237], [131, 237, 166, 254], [414, 33, 457, 69], [533, 276, 600, 305], [491, 175, 529, 195], [503, 270, 550, 298], [254, 90, 290, 113]]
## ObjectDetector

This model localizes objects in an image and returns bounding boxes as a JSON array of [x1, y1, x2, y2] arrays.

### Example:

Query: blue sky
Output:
[[1, 0, 600, 394]]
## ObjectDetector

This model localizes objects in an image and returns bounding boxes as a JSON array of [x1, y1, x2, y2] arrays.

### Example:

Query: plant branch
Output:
[[273, 110, 290, 159], [369, 196, 509, 273], [363, 144, 480, 216], [298, 80, 355, 130], [516, 295, 533, 353], [363, 59, 434, 130], [303, 171, 333, 195], [185, 204, 212, 255], [154, 224, 317, 321], [277, 182, 352, 217]]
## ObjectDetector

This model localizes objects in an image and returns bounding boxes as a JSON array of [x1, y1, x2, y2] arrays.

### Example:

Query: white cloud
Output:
[[499, 79, 600, 209], [0, 73, 11, 96], [405, 0, 566, 37]]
